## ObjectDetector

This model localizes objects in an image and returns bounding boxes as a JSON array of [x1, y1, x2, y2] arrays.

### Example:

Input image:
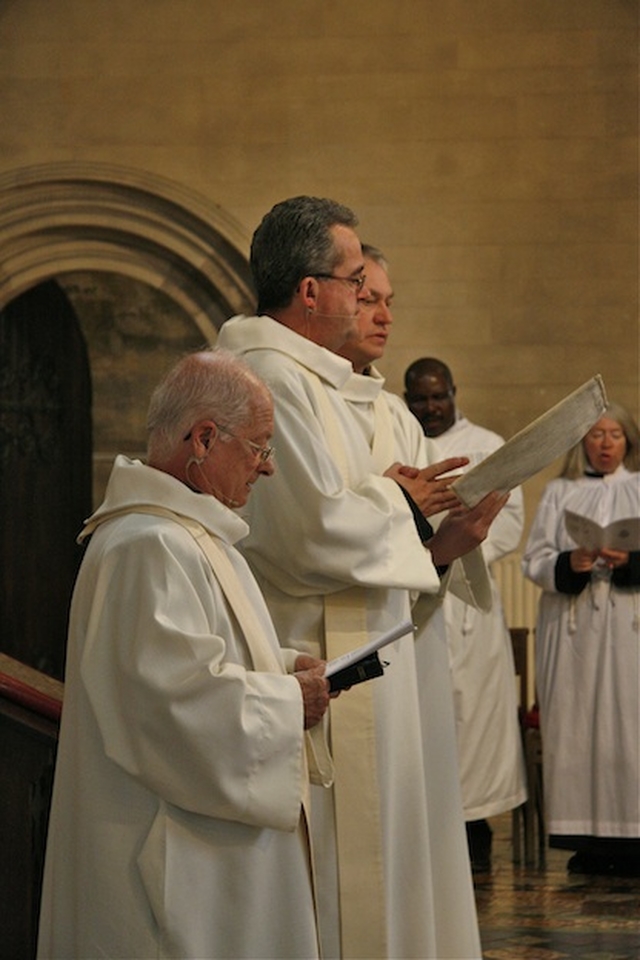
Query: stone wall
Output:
[[0, 0, 637, 534]]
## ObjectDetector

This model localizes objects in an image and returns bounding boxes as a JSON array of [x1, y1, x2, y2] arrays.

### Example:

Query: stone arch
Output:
[[0, 162, 256, 339]]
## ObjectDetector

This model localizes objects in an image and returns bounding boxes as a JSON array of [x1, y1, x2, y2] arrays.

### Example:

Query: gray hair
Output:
[[561, 400, 640, 478], [146, 348, 268, 464], [361, 243, 388, 271], [250, 196, 359, 313]]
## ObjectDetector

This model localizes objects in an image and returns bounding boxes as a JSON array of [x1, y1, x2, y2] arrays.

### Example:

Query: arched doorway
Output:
[[0, 161, 256, 677]]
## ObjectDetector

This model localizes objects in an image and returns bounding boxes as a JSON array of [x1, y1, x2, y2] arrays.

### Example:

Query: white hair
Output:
[[146, 347, 269, 464]]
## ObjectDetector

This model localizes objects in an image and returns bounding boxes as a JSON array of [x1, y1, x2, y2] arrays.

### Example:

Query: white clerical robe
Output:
[[431, 415, 527, 819], [218, 314, 484, 960], [382, 395, 487, 955], [37, 457, 319, 960], [522, 466, 640, 839]]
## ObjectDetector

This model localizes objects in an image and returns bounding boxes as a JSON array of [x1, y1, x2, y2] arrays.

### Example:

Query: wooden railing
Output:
[[0, 653, 63, 722], [0, 653, 63, 960]]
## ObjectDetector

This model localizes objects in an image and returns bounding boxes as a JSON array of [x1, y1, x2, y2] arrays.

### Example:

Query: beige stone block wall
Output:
[[0, 0, 637, 543]]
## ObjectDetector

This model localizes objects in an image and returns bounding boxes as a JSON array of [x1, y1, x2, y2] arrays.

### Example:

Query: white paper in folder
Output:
[[451, 375, 608, 508], [324, 619, 415, 679]]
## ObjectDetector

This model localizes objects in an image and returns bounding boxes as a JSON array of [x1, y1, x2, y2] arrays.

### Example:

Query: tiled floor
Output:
[[475, 815, 640, 960]]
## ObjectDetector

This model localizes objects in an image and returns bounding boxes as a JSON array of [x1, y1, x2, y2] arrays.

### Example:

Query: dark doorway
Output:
[[0, 280, 92, 680]]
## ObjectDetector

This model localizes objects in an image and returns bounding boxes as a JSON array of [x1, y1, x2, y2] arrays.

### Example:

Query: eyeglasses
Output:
[[312, 273, 366, 292], [215, 423, 275, 463]]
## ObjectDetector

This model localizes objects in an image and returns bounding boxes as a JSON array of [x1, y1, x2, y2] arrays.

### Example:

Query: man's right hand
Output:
[[426, 490, 509, 566]]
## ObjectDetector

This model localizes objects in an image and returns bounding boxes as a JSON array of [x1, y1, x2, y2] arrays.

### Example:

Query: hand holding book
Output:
[[326, 619, 415, 692]]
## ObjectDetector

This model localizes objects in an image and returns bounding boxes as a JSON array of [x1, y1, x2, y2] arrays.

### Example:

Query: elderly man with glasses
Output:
[[38, 348, 331, 960]]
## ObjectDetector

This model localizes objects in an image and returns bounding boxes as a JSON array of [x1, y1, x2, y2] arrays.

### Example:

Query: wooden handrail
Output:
[[0, 653, 63, 722]]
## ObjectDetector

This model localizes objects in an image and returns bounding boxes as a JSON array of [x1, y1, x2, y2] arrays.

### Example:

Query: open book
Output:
[[451, 375, 608, 508], [326, 619, 414, 692], [564, 510, 640, 552]]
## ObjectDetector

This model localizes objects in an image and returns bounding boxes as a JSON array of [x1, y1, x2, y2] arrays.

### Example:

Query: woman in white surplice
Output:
[[37, 349, 332, 960], [522, 403, 640, 876]]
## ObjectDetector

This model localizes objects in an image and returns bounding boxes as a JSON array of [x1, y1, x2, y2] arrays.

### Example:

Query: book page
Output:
[[325, 619, 415, 678], [451, 375, 608, 508], [564, 510, 640, 552]]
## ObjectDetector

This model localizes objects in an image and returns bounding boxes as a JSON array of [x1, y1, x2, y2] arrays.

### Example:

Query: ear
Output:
[[298, 276, 320, 311], [192, 420, 216, 456]]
